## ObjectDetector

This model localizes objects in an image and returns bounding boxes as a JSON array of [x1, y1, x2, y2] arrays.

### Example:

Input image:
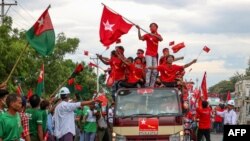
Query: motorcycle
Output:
[[183, 118, 196, 141]]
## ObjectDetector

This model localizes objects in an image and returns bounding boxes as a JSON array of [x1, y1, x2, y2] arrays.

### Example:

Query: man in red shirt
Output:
[[159, 48, 184, 65], [136, 23, 163, 87], [214, 105, 223, 133], [136, 49, 146, 66], [97, 48, 126, 101], [116, 52, 145, 88], [148, 55, 196, 87], [196, 101, 212, 141]]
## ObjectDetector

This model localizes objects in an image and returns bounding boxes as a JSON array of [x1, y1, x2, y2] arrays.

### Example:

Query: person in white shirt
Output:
[[216, 100, 237, 125], [54, 87, 99, 141]]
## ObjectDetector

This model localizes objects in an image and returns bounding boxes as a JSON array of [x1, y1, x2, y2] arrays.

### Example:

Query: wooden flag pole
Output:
[[101, 3, 151, 34], [5, 43, 29, 83]]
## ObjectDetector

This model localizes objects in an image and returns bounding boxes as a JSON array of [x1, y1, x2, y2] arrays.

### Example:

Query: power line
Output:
[[0, 0, 17, 24], [10, 6, 32, 26], [15, 1, 35, 20]]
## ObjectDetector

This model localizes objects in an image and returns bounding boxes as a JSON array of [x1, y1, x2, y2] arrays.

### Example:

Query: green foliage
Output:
[[0, 16, 102, 98], [209, 57, 250, 94]]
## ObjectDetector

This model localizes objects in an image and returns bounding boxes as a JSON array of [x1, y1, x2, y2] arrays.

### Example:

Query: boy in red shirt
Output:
[[159, 48, 184, 65], [196, 101, 212, 141], [97, 48, 126, 101], [136, 23, 163, 87], [148, 55, 196, 87], [136, 49, 146, 66]]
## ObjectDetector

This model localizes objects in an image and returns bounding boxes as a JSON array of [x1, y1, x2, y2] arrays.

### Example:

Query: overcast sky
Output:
[[8, 0, 250, 87]]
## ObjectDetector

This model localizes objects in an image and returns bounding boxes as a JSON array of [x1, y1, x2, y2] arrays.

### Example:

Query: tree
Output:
[[0, 16, 100, 98], [209, 80, 234, 94]]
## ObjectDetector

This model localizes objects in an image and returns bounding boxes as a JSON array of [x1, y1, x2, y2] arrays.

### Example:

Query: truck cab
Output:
[[112, 88, 184, 141]]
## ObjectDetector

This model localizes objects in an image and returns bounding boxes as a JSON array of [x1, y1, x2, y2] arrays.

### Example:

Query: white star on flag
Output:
[[141, 119, 146, 124], [37, 17, 44, 27], [103, 20, 115, 31]]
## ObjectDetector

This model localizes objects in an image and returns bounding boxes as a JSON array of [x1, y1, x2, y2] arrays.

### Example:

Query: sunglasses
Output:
[[137, 52, 142, 55]]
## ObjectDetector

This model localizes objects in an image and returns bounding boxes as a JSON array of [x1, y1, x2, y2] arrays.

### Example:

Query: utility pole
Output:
[[90, 57, 100, 93], [0, 0, 17, 24]]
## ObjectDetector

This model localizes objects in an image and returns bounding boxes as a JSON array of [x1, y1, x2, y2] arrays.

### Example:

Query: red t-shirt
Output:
[[127, 64, 143, 83], [143, 33, 161, 57], [159, 56, 166, 65], [109, 56, 125, 81], [215, 108, 223, 122], [157, 64, 184, 82], [196, 107, 211, 129]]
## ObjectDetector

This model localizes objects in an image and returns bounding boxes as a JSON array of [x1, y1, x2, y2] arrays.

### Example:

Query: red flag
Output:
[[139, 118, 159, 132], [171, 42, 185, 53], [74, 64, 84, 74], [201, 72, 208, 100], [84, 50, 89, 56], [16, 85, 22, 96], [99, 6, 133, 47], [68, 78, 75, 86], [88, 62, 98, 68], [75, 84, 83, 91], [227, 91, 231, 101], [116, 38, 121, 44], [95, 94, 108, 107], [169, 41, 175, 46], [203, 46, 210, 53], [27, 88, 33, 100]]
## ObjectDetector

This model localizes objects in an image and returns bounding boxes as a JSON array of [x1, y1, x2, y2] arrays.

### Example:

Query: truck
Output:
[[112, 88, 185, 141], [234, 80, 250, 124]]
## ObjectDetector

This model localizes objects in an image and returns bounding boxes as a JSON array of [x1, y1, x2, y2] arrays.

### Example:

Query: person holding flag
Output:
[[97, 48, 126, 101], [136, 23, 163, 87], [148, 55, 197, 87], [159, 48, 184, 65]]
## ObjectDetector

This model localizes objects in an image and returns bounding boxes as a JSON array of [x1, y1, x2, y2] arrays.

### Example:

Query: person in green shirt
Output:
[[0, 89, 8, 115], [84, 105, 97, 141], [40, 100, 50, 133], [26, 95, 44, 141], [0, 93, 23, 141]]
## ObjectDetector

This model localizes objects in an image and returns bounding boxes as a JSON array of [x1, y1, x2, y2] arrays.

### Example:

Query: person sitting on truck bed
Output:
[[116, 51, 145, 88], [148, 55, 197, 87], [97, 47, 126, 101]]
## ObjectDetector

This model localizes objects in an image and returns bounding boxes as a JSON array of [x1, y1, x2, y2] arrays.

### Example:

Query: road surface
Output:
[[211, 133, 223, 141]]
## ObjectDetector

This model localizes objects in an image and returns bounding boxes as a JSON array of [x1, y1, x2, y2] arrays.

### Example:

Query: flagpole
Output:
[[101, 3, 151, 34], [196, 48, 203, 60], [5, 43, 29, 83]]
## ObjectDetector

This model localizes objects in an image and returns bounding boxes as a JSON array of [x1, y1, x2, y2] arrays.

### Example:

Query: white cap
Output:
[[227, 100, 235, 106], [59, 87, 70, 95]]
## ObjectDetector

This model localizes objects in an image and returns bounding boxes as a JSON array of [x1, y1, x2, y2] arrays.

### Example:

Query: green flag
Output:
[[26, 6, 55, 56], [36, 64, 44, 96]]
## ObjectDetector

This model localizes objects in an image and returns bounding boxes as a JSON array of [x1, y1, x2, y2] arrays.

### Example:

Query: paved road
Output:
[[211, 133, 223, 141]]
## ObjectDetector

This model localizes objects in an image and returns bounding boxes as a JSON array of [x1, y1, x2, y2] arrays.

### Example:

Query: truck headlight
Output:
[[170, 132, 183, 141], [112, 132, 126, 141]]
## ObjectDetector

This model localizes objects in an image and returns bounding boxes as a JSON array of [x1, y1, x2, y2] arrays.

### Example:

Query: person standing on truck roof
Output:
[[148, 55, 197, 87], [196, 101, 212, 141], [97, 47, 126, 101], [136, 23, 163, 87]]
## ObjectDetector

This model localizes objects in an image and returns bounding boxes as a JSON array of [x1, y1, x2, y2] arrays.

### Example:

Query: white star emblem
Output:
[[103, 20, 115, 31], [141, 119, 146, 124], [150, 38, 153, 41], [37, 17, 44, 27]]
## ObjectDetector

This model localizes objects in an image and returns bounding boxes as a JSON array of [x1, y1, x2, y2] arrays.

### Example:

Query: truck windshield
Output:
[[115, 88, 181, 117]]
